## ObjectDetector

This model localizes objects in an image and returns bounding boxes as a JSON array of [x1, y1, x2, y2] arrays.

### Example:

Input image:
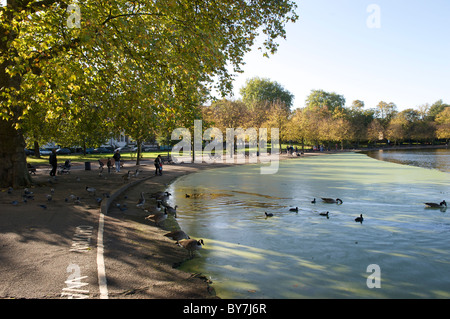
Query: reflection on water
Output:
[[364, 148, 450, 172], [167, 153, 450, 298]]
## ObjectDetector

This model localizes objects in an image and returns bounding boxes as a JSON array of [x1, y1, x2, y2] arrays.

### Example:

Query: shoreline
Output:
[[0, 151, 353, 299]]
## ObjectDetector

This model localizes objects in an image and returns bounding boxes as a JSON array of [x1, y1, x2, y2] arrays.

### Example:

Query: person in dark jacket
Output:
[[113, 150, 121, 172], [49, 149, 57, 176], [154, 155, 162, 176]]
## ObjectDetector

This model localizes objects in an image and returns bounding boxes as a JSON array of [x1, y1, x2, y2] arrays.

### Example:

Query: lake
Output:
[[364, 148, 450, 172], [166, 151, 450, 298]]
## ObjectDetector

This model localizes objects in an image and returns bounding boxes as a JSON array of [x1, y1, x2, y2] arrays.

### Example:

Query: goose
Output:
[[289, 207, 299, 212], [319, 211, 329, 218], [178, 239, 204, 258], [164, 230, 190, 242], [152, 191, 171, 200], [136, 192, 146, 208], [86, 186, 96, 195], [355, 214, 364, 223], [122, 170, 131, 182], [321, 198, 343, 204], [145, 211, 168, 226], [265, 212, 273, 218], [311, 198, 316, 204], [424, 200, 447, 208], [132, 169, 141, 178], [165, 205, 178, 215]]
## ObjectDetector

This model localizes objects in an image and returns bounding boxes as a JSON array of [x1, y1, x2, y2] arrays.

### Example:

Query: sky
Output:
[[225, 0, 450, 111]]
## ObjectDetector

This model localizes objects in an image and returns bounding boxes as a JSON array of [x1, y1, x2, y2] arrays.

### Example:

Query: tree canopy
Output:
[[0, 0, 299, 187]]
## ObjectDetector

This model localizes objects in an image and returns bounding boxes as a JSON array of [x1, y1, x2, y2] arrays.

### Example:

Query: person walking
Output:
[[107, 158, 112, 173], [154, 155, 162, 176], [49, 149, 57, 177], [113, 150, 121, 172]]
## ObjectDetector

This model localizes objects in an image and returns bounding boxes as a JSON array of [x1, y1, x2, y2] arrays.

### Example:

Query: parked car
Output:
[[94, 147, 113, 154], [85, 148, 96, 154], [24, 149, 35, 156], [40, 148, 52, 156], [56, 148, 71, 155], [115, 146, 135, 153]]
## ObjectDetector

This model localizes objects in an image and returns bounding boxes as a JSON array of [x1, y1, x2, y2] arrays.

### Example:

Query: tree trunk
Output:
[[34, 141, 41, 158], [136, 140, 141, 166], [0, 118, 32, 188]]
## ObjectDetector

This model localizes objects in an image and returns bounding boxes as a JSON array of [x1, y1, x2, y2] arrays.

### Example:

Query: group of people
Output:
[[47, 148, 164, 177]]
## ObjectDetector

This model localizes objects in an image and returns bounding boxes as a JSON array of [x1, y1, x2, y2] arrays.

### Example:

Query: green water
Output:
[[167, 152, 450, 298]]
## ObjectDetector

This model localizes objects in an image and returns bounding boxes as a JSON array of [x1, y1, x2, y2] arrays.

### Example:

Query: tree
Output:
[[367, 118, 384, 145], [202, 99, 250, 132], [435, 107, 450, 142], [240, 77, 294, 111], [305, 89, 346, 114], [374, 101, 398, 125], [0, 0, 299, 187], [428, 100, 449, 120]]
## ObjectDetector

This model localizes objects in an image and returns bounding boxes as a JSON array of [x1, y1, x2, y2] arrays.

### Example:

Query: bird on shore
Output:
[[355, 214, 364, 223], [132, 169, 141, 178], [136, 192, 146, 208], [145, 211, 168, 226], [320, 211, 329, 218], [289, 207, 299, 212], [178, 239, 204, 258], [86, 186, 96, 196], [165, 205, 178, 217], [152, 191, 171, 201], [321, 198, 343, 204], [265, 212, 273, 218], [46, 194, 52, 202], [164, 230, 190, 242], [122, 170, 131, 182], [424, 200, 447, 208]]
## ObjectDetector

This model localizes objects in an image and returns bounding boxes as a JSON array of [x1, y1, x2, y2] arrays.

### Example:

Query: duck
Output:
[[424, 200, 447, 208], [311, 198, 316, 204], [145, 210, 168, 226], [321, 197, 343, 204], [164, 230, 190, 242], [319, 211, 329, 218], [178, 239, 204, 258], [136, 192, 146, 208], [265, 212, 273, 218], [289, 207, 299, 212], [355, 214, 364, 223]]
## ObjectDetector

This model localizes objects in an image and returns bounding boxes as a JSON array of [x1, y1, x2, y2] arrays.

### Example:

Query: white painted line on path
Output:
[[97, 211, 108, 299]]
